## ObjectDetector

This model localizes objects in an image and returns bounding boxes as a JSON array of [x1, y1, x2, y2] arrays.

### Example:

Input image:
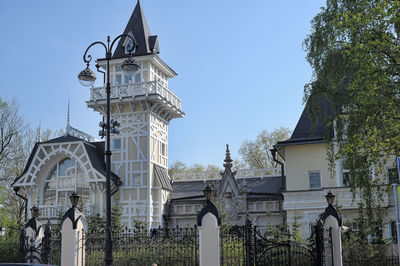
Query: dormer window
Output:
[[123, 32, 137, 54], [135, 73, 141, 83], [126, 39, 135, 54]]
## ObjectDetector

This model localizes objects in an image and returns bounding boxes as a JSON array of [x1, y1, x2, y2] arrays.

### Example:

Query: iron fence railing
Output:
[[84, 226, 198, 266], [343, 256, 399, 266]]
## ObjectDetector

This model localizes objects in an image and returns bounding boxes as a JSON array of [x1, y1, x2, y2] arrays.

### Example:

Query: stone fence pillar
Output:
[[60, 193, 87, 266], [20, 206, 44, 263], [197, 184, 221, 266], [315, 191, 343, 266]]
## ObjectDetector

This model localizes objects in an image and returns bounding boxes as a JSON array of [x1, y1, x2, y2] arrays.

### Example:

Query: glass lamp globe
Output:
[[78, 66, 96, 87], [121, 57, 140, 75]]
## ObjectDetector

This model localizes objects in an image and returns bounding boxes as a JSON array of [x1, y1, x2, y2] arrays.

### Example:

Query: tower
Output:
[[86, 1, 184, 227]]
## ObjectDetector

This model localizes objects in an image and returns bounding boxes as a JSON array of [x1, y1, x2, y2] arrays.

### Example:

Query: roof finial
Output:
[[38, 120, 42, 142], [66, 100, 70, 136], [224, 144, 233, 169]]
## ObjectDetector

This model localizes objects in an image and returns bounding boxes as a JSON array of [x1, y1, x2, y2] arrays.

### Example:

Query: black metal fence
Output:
[[220, 221, 317, 266], [343, 256, 399, 266], [19, 222, 61, 265], [220, 226, 246, 266], [342, 243, 400, 266], [84, 226, 199, 266]]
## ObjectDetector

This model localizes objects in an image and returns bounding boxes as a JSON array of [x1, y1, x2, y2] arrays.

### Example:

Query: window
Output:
[[43, 158, 89, 207], [115, 74, 122, 85], [388, 168, 399, 184], [123, 32, 137, 54], [125, 39, 136, 54], [113, 139, 121, 150], [135, 73, 141, 83], [342, 170, 350, 186], [309, 171, 321, 189], [161, 143, 166, 156], [391, 222, 397, 242], [115, 65, 121, 72], [125, 74, 132, 84]]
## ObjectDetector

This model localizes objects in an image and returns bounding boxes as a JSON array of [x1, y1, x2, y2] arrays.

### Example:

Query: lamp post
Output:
[[78, 34, 139, 266]]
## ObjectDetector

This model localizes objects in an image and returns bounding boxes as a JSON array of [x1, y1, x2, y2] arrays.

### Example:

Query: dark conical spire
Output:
[[113, 0, 160, 59], [224, 144, 233, 169]]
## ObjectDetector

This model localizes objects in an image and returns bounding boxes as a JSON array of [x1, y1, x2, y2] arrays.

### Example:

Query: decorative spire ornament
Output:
[[224, 144, 233, 169], [66, 100, 70, 135]]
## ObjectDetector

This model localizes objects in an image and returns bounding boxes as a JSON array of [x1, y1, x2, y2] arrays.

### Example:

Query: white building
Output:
[[13, 1, 183, 228], [274, 97, 398, 241], [12, 1, 285, 229]]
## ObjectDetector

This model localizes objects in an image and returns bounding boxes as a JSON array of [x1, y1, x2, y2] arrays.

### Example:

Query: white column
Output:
[[199, 212, 220, 266], [61, 214, 86, 266], [324, 215, 343, 266]]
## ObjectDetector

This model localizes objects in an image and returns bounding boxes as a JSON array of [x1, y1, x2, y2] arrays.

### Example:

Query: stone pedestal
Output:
[[60, 194, 87, 266], [197, 193, 221, 266], [315, 191, 343, 266]]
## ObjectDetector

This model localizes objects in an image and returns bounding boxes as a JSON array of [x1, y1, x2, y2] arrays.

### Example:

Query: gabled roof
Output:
[[12, 134, 120, 186], [113, 1, 159, 59]]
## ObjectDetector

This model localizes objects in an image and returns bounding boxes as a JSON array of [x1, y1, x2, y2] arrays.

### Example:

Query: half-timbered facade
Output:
[[12, 1, 285, 229]]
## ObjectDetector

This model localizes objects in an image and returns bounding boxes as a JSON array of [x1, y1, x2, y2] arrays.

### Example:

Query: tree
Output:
[[168, 161, 220, 179], [0, 98, 26, 180], [238, 127, 291, 169], [0, 98, 64, 228], [304, 0, 400, 234]]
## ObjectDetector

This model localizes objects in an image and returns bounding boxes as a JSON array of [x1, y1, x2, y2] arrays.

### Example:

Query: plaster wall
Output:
[[285, 143, 331, 191]]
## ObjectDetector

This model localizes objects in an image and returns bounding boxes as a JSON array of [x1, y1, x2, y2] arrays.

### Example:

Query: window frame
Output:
[[113, 139, 122, 150], [308, 171, 322, 189], [387, 167, 399, 185]]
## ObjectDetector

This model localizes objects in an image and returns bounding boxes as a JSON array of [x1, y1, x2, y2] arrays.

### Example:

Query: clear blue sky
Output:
[[0, 0, 325, 167]]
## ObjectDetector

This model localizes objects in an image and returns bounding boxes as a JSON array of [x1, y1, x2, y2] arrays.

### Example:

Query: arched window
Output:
[[43, 158, 89, 207]]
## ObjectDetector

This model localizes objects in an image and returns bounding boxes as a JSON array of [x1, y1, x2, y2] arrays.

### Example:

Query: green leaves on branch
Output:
[[304, 0, 400, 235]]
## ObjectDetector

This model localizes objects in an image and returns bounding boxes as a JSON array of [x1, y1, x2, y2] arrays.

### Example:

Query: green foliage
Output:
[[220, 211, 232, 235], [111, 204, 122, 233], [132, 218, 148, 229], [0, 227, 20, 262], [238, 127, 291, 169], [264, 224, 290, 242], [291, 214, 304, 242], [168, 161, 221, 179], [87, 213, 105, 233], [304, 0, 400, 235], [342, 206, 387, 260]]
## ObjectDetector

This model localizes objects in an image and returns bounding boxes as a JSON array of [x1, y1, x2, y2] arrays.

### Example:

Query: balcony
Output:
[[283, 186, 389, 211], [39, 204, 94, 219], [89, 80, 182, 112], [171, 167, 281, 181]]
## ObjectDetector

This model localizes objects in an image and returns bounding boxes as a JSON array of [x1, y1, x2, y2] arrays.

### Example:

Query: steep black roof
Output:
[[42, 134, 83, 144], [154, 165, 173, 191], [112, 1, 159, 59], [170, 176, 282, 202], [276, 97, 335, 146], [84, 141, 120, 183]]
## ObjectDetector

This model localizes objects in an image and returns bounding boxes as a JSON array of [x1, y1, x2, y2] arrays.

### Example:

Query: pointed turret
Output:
[[113, 0, 159, 59]]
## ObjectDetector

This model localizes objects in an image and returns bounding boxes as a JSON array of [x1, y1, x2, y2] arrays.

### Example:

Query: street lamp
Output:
[[325, 191, 335, 205], [78, 34, 139, 266]]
